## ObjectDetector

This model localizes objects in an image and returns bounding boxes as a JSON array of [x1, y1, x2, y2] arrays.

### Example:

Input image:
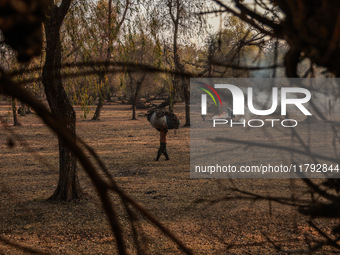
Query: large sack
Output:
[[147, 109, 180, 130]]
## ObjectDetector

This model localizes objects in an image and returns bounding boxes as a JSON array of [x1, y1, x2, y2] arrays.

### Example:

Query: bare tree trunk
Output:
[[92, 73, 105, 121], [132, 103, 137, 120], [91, 0, 115, 121], [42, 0, 82, 201], [131, 80, 143, 120], [92, 95, 104, 121], [167, 0, 181, 113], [168, 0, 189, 125], [183, 80, 190, 126], [170, 9, 179, 113], [11, 97, 21, 126]]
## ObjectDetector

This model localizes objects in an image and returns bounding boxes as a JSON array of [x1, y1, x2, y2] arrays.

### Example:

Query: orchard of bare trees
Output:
[[1, 0, 340, 254]]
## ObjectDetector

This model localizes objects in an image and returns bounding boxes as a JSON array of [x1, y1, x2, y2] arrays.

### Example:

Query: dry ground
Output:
[[0, 102, 339, 254]]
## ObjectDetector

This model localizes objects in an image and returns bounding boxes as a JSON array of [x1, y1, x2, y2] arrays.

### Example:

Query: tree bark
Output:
[[132, 102, 137, 120], [132, 81, 143, 120], [92, 73, 105, 121], [170, 2, 179, 113], [168, 0, 189, 125], [11, 97, 21, 126], [91, 0, 116, 120], [92, 94, 104, 121], [183, 80, 190, 126], [42, 0, 82, 201], [167, 0, 180, 113]]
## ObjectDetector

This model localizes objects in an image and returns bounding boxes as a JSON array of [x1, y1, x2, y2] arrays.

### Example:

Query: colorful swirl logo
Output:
[[196, 82, 222, 106]]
